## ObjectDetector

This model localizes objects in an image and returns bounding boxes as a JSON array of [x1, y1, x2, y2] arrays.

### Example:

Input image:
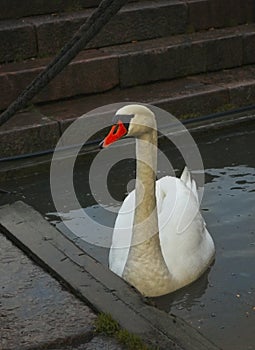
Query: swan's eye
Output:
[[112, 114, 134, 125], [101, 121, 128, 148]]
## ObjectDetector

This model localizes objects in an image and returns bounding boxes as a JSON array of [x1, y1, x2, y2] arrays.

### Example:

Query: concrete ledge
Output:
[[1, 24, 255, 109], [243, 32, 255, 64], [0, 233, 96, 350], [28, 1, 187, 57], [205, 35, 242, 71], [0, 51, 119, 110], [0, 20, 37, 63], [114, 25, 252, 88], [38, 64, 255, 122], [0, 201, 220, 350], [0, 110, 60, 158], [1, 64, 255, 158], [1, 0, 254, 63], [0, 0, 101, 20], [208, 0, 255, 28], [0, 0, 146, 20], [187, 0, 255, 30]]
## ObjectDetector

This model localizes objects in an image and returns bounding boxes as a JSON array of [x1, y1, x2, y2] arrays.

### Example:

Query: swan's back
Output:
[[109, 168, 215, 291]]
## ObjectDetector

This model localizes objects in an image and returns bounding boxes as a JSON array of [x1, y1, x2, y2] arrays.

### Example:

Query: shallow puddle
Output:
[[1, 119, 254, 350]]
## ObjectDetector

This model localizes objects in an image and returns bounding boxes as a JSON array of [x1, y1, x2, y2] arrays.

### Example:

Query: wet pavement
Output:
[[0, 233, 125, 350]]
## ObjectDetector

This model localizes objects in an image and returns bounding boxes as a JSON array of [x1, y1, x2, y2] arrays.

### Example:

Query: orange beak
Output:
[[101, 121, 128, 148]]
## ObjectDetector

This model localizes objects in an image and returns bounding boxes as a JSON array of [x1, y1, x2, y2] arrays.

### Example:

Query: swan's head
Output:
[[101, 104, 156, 148]]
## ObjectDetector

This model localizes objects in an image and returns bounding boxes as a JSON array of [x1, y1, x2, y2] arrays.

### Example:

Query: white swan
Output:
[[101, 104, 215, 297]]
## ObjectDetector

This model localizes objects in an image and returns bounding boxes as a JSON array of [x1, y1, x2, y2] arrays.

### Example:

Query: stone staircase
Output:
[[0, 0, 255, 157]]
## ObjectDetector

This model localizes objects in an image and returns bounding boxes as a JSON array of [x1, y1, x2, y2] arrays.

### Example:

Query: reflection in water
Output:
[[153, 266, 212, 312], [48, 205, 117, 248], [47, 205, 118, 266]]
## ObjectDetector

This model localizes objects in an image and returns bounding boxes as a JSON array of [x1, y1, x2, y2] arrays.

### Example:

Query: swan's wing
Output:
[[157, 175, 215, 281], [109, 191, 135, 277], [180, 166, 199, 202], [157, 174, 207, 242]]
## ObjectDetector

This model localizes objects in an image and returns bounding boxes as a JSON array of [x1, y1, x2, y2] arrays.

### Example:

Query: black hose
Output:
[[0, 0, 129, 127]]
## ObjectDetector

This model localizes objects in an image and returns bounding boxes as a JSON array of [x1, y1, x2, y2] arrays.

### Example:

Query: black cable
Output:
[[0, 0, 129, 127]]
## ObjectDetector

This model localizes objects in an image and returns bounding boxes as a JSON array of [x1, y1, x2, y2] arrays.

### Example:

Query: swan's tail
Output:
[[180, 167, 199, 201]]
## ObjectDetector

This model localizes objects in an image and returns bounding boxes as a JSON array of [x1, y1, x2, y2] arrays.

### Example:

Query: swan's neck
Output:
[[133, 131, 158, 242], [123, 129, 172, 295]]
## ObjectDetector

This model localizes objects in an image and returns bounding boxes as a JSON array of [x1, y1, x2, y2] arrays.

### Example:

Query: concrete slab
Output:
[[1, 23, 255, 110], [0, 0, 100, 20], [51, 336, 126, 350], [0, 233, 96, 350], [1, 64, 255, 159], [208, 0, 255, 28], [241, 32, 255, 64], [0, 201, 220, 350], [28, 1, 187, 57], [0, 110, 60, 158], [111, 24, 249, 88], [0, 50, 119, 110], [1, 0, 254, 61], [0, 20, 37, 63], [0, 1, 145, 20]]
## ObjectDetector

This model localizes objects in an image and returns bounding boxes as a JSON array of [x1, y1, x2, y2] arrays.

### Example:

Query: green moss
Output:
[[179, 112, 201, 120], [117, 329, 150, 350], [179, 103, 238, 121], [37, 52, 52, 59], [64, 1, 83, 12], [225, 19, 238, 27], [215, 103, 237, 113], [14, 52, 25, 63], [95, 313, 120, 336], [95, 313, 155, 350], [186, 24, 195, 34], [25, 103, 38, 113]]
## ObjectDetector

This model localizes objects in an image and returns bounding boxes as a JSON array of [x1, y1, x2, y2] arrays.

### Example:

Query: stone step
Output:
[[104, 23, 255, 88], [0, 0, 254, 63], [1, 24, 255, 110], [1, 64, 255, 158], [0, 0, 145, 20], [0, 1, 187, 63]]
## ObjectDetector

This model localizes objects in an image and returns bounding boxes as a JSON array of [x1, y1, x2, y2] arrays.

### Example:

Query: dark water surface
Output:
[[154, 164, 255, 350], [1, 121, 254, 350]]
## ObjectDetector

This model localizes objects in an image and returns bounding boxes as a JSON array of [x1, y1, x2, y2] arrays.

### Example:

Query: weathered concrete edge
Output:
[[1, 23, 255, 108], [0, 72, 254, 161], [1, 111, 255, 185], [0, 201, 221, 350]]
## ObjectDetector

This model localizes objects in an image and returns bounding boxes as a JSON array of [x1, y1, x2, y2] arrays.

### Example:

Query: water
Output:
[[154, 165, 255, 350], [0, 120, 254, 350]]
